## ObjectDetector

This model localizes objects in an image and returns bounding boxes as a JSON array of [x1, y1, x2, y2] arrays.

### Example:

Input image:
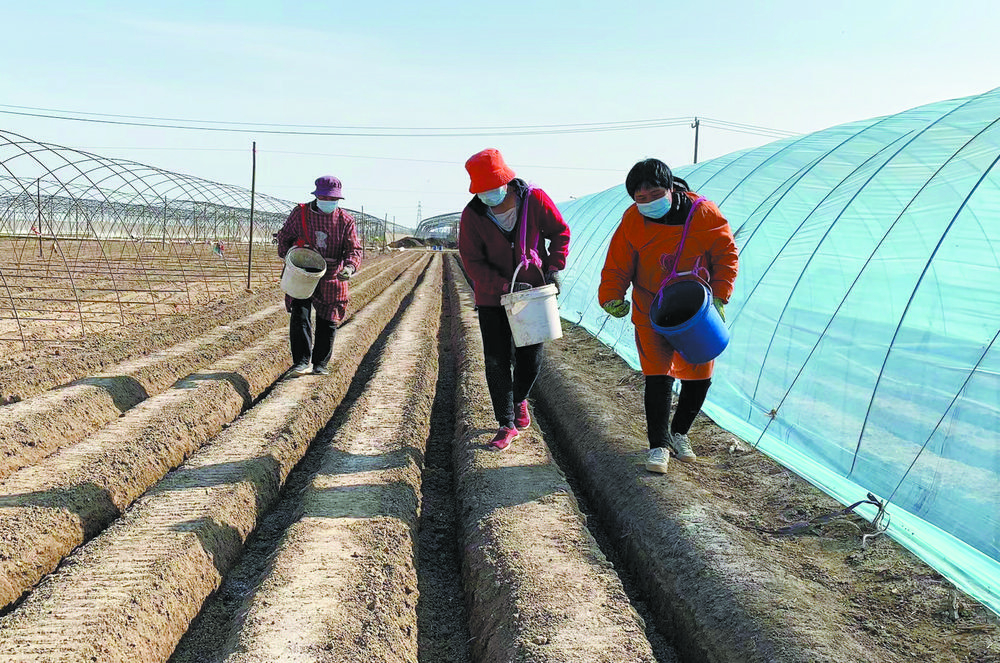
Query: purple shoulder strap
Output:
[[652, 195, 711, 310], [517, 186, 542, 273]]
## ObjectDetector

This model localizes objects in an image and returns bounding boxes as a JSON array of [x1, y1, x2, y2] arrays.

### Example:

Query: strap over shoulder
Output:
[[296, 203, 308, 247], [517, 186, 543, 272], [657, 196, 710, 288]]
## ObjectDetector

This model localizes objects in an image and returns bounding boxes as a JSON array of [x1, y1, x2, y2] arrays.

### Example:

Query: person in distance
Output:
[[275, 175, 363, 377]]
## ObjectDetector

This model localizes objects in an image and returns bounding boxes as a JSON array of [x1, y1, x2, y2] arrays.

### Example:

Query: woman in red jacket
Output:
[[459, 149, 571, 450], [275, 175, 363, 377], [599, 159, 738, 473]]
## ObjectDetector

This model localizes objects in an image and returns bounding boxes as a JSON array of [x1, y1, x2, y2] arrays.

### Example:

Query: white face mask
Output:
[[477, 185, 507, 207], [636, 193, 671, 219], [316, 199, 339, 213]]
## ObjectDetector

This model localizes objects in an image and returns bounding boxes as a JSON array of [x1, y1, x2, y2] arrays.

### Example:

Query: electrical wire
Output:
[[0, 103, 797, 139]]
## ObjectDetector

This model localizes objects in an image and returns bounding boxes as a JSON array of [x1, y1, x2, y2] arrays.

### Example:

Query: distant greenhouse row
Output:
[[0, 130, 411, 248], [0, 130, 409, 346]]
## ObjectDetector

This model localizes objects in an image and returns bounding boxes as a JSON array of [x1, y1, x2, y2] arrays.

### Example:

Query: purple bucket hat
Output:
[[312, 175, 343, 199]]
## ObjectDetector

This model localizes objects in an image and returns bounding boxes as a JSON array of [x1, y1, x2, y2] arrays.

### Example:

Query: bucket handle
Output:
[[652, 195, 712, 311], [509, 261, 545, 293], [651, 273, 713, 318]]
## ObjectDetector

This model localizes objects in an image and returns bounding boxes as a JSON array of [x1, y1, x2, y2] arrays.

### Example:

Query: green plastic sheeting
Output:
[[556, 87, 1000, 616]]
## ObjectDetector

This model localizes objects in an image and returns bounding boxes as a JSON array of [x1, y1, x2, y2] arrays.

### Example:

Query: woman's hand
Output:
[[602, 299, 630, 318], [545, 270, 562, 294], [713, 297, 726, 322]]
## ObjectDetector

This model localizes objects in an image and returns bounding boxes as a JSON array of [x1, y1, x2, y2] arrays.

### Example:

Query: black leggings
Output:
[[289, 299, 337, 368], [477, 305, 543, 428], [644, 376, 712, 448]]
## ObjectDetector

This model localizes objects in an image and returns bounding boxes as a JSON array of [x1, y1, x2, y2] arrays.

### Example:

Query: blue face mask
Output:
[[477, 185, 507, 207], [636, 193, 671, 219], [316, 199, 339, 213]]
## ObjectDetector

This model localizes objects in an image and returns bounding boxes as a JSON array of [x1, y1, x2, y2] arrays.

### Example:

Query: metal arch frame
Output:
[[415, 212, 460, 243], [0, 130, 296, 348]]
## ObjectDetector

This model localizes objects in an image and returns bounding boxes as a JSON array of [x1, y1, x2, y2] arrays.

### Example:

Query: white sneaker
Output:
[[645, 447, 670, 473], [669, 432, 697, 463]]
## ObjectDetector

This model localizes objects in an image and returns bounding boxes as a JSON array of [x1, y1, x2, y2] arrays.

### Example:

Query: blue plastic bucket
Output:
[[649, 279, 730, 363]]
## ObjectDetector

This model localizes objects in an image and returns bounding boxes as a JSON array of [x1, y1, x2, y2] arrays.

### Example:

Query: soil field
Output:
[[0, 250, 995, 662], [0, 237, 286, 351]]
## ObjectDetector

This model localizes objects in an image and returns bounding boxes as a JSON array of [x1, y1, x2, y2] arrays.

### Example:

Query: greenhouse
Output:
[[557, 87, 1000, 615], [0, 131, 398, 348]]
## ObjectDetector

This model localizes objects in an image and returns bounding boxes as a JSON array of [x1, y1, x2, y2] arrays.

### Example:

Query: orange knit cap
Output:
[[465, 148, 516, 193]]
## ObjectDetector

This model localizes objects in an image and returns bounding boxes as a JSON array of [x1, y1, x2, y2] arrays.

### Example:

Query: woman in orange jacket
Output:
[[598, 159, 738, 473]]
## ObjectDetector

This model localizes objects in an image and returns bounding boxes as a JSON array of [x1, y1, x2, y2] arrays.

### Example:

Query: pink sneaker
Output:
[[514, 400, 531, 429], [490, 427, 518, 450]]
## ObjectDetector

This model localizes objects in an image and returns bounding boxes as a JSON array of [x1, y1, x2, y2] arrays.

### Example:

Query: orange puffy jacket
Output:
[[599, 191, 738, 326]]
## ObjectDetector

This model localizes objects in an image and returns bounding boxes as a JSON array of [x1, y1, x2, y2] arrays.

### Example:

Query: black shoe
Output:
[[312, 364, 329, 376], [288, 362, 311, 377]]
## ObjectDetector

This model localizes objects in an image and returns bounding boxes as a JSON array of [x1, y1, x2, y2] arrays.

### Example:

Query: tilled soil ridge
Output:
[[0, 253, 422, 481], [171, 255, 443, 663], [444, 256, 656, 663], [0, 304, 284, 481], [536, 328, 897, 663], [0, 256, 430, 662]]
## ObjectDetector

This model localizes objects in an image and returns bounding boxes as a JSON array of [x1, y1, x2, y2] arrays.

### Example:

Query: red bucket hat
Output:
[[465, 148, 516, 194]]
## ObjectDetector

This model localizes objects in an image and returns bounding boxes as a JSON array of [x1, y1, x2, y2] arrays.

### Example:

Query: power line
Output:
[[699, 117, 799, 138], [71, 146, 623, 174], [0, 103, 692, 131], [0, 107, 689, 137], [0, 103, 796, 139]]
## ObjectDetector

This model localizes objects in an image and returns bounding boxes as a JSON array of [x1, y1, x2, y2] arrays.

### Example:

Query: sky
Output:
[[1, 0, 997, 229]]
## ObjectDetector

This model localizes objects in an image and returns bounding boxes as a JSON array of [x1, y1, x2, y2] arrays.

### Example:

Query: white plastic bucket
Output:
[[499, 263, 562, 347], [280, 246, 327, 299]]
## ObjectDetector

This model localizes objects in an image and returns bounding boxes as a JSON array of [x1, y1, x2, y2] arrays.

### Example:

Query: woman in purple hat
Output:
[[275, 175, 363, 376]]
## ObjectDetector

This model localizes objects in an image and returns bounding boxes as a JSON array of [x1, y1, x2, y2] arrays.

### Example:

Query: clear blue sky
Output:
[[2, 0, 997, 226]]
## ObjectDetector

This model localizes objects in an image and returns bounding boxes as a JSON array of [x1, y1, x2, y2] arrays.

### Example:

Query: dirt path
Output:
[[0, 250, 994, 663]]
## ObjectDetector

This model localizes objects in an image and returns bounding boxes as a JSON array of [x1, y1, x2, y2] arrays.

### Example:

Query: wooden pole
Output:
[[246, 141, 257, 291], [692, 117, 700, 164], [36, 180, 43, 257]]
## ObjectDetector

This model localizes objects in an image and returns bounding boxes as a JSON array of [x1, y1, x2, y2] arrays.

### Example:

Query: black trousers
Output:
[[289, 298, 337, 368], [477, 305, 543, 429], [644, 375, 712, 448]]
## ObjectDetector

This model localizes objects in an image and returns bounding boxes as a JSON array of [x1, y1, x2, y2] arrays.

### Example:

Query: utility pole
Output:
[[36, 180, 43, 257], [246, 141, 257, 291], [691, 117, 700, 164], [361, 206, 366, 260]]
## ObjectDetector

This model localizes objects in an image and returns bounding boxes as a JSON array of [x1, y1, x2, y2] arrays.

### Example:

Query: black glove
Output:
[[545, 269, 562, 294]]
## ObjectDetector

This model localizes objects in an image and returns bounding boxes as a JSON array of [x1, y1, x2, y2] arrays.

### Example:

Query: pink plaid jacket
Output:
[[276, 203, 363, 322]]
